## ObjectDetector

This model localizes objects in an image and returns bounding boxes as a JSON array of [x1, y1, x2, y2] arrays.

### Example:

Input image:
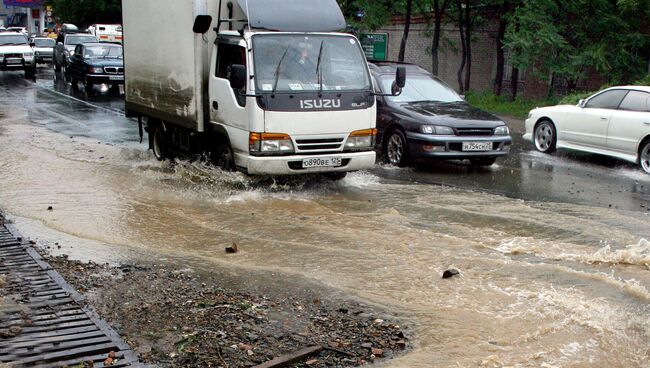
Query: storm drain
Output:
[[0, 216, 139, 367]]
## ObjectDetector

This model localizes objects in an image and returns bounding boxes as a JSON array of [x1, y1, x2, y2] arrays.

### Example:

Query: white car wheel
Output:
[[640, 141, 650, 174], [534, 120, 556, 153]]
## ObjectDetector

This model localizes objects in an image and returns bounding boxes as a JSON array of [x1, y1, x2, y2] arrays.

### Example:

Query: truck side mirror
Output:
[[229, 64, 246, 90], [391, 66, 406, 96], [193, 15, 213, 34]]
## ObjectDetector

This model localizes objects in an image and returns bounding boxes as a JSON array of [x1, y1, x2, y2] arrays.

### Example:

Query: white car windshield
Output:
[[0, 35, 28, 46], [66, 35, 96, 45], [84, 45, 122, 59], [253, 34, 371, 93], [381, 75, 463, 103]]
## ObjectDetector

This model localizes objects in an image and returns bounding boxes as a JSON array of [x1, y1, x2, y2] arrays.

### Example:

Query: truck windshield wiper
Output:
[[271, 46, 289, 95], [315, 40, 324, 94]]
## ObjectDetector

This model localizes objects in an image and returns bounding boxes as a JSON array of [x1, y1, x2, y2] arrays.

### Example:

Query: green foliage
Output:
[[465, 91, 557, 118], [505, 0, 649, 88], [46, 0, 122, 27]]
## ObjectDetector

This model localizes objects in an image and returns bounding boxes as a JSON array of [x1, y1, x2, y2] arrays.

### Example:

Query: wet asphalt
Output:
[[1, 66, 649, 213]]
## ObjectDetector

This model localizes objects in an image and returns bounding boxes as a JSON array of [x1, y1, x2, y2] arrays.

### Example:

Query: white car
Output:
[[524, 86, 650, 173], [6, 27, 27, 35], [0, 32, 36, 77]]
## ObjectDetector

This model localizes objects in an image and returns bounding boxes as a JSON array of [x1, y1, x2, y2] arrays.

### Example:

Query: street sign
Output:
[[359, 33, 388, 61]]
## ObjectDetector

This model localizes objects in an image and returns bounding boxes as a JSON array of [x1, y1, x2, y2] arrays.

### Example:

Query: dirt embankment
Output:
[[41, 249, 410, 368]]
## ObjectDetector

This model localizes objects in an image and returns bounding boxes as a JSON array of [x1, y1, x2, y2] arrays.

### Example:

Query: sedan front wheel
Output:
[[534, 120, 557, 153], [385, 129, 410, 167]]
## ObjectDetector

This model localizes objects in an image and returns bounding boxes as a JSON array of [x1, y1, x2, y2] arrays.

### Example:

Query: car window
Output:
[[585, 90, 628, 109], [0, 34, 28, 45], [66, 35, 96, 45], [215, 43, 246, 79], [75, 44, 83, 56], [34, 38, 55, 47], [618, 91, 650, 112]]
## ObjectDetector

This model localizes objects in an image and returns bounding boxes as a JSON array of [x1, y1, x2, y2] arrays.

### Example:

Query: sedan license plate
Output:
[[462, 142, 493, 151], [302, 157, 342, 168], [109, 75, 124, 81]]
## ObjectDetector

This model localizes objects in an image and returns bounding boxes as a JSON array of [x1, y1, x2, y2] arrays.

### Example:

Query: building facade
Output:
[[1, 0, 51, 34]]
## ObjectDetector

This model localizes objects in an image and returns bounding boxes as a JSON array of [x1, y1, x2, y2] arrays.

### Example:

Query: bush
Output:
[[464, 91, 557, 119]]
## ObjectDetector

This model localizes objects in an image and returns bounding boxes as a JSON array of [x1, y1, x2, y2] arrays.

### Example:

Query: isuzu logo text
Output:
[[299, 99, 341, 109]]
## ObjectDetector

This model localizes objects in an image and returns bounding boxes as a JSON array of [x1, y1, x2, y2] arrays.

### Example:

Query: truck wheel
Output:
[[151, 126, 166, 161], [212, 142, 235, 171]]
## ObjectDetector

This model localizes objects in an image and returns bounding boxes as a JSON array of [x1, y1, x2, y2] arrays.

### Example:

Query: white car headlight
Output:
[[421, 125, 454, 135], [494, 126, 510, 135]]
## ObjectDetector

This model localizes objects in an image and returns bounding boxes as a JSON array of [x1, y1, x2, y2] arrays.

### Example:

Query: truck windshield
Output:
[[0, 35, 28, 46], [253, 34, 371, 93]]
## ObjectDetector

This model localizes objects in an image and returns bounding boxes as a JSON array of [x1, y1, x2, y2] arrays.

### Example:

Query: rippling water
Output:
[[0, 109, 648, 367]]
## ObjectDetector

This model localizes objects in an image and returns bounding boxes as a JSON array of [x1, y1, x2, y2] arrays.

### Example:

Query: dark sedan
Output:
[[370, 62, 512, 167], [66, 42, 124, 93]]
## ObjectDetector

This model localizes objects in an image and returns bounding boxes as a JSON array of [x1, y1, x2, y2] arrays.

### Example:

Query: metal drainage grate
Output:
[[0, 216, 139, 367]]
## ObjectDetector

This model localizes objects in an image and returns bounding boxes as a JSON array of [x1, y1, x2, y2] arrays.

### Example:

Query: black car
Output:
[[66, 42, 124, 93], [370, 62, 512, 167]]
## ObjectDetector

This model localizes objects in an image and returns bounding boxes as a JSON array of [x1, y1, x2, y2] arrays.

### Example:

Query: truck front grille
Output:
[[296, 138, 344, 152]]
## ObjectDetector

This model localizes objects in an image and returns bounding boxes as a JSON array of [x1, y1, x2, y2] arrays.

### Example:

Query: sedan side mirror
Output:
[[578, 99, 587, 108], [229, 64, 246, 90], [391, 67, 406, 96]]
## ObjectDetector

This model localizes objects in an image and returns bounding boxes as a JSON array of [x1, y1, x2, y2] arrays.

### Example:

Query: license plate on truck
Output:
[[462, 142, 493, 151], [302, 157, 342, 168]]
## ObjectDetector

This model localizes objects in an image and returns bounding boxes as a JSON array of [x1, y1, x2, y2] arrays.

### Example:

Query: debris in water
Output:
[[225, 243, 239, 254], [442, 269, 460, 279]]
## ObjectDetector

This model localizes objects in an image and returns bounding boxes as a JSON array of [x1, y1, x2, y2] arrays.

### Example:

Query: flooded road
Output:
[[1, 68, 649, 367]]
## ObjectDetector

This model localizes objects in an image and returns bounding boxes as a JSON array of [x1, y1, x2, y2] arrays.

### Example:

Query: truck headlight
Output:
[[345, 128, 377, 150], [494, 126, 510, 135], [249, 132, 294, 154], [420, 125, 454, 135]]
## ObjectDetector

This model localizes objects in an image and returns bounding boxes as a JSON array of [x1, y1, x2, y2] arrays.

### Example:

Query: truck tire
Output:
[[212, 141, 235, 171], [151, 126, 166, 161]]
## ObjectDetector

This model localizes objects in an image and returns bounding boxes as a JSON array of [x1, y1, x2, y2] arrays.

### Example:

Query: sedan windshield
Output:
[[0, 35, 28, 46], [34, 38, 55, 47], [66, 35, 96, 45], [253, 34, 371, 93], [84, 45, 122, 59], [381, 75, 463, 103]]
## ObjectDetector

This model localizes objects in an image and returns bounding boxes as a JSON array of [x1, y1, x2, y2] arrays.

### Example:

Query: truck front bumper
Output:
[[236, 151, 376, 176]]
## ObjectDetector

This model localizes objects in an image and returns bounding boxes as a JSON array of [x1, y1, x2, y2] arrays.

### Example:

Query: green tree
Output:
[[505, 0, 649, 94], [46, 0, 122, 27]]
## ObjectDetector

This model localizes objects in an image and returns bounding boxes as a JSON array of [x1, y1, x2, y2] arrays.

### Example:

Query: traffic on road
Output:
[[0, 1, 649, 367]]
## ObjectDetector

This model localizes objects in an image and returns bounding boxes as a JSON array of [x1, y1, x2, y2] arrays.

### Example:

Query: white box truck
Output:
[[122, 0, 404, 177]]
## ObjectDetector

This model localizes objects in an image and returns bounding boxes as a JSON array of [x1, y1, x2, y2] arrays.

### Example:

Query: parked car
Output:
[[524, 86, 650, 173], [30, 36, 55, 64], [369, 62, 512, 167], [66, 42, 124, 93], [87, 24, 123, 43], [0, 32, 36, 77], [53, 32, 97, 72]]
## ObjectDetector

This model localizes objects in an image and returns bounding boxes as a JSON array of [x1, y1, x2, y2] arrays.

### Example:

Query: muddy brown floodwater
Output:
[[0, 104, 649, 367]]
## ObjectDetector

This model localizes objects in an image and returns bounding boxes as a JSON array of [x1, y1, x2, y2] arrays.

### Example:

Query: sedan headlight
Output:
[[345, 128, 377, 151], [420, 125, 454, 135], [89, 67, 104, 74], [249, 132, 294, 154], [494, 126, 510, 135]]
